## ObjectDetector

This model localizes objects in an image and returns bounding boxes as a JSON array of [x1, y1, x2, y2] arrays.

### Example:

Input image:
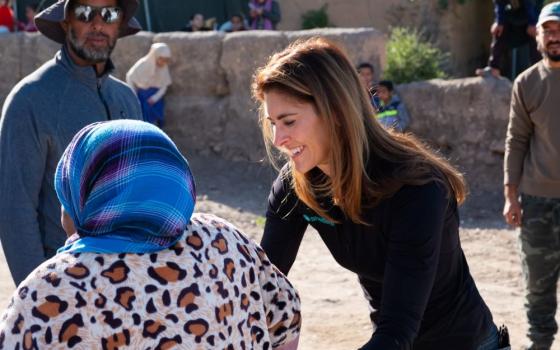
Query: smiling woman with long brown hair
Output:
[[252, 37, 503, 349]]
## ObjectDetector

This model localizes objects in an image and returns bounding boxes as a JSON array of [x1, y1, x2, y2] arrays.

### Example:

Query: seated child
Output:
[[375, 80, 410, 132]]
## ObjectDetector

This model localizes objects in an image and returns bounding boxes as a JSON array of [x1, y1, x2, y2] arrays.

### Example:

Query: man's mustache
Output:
[[86, 32, 110, 41], [547, 41, 560, 49]]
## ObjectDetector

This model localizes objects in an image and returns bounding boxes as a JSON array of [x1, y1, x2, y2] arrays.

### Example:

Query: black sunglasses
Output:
[[72, 5, 122, 24]]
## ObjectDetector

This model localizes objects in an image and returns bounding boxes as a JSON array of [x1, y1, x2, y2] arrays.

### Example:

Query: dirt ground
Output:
[[1, 154, 558, 350]]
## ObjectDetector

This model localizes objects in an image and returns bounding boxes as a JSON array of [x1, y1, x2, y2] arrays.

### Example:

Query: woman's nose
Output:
[[273, 125, 287, 148]]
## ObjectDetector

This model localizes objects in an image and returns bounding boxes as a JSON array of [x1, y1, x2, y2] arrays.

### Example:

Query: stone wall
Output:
[[0, 28, 511, 193], [156, 28, 386, 162], [0, 28, 386, 161], [278, 0, 494, 77], [398, 77, 511, 192]]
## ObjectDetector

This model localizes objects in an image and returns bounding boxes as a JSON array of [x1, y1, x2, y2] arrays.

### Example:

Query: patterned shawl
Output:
[[55, 120, 196, 254]]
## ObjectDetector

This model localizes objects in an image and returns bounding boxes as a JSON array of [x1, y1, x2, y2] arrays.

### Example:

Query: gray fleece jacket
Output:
[[0, 45, 142, 285]]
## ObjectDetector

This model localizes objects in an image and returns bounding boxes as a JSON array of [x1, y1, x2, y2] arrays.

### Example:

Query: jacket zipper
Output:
[[97, 80, 112, 120]]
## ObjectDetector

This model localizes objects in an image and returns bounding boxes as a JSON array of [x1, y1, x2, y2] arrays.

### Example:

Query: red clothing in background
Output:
[[0, 5, 15, 32]]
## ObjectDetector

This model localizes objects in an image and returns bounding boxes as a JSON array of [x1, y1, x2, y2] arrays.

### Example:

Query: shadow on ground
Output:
[[185, 152, 277, 216]]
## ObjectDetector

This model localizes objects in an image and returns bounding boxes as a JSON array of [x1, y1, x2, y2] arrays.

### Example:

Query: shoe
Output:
[[521, 342, 552, 350], [475, 66, 501, 78]]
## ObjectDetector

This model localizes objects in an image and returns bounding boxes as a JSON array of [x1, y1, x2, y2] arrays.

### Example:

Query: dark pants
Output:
[[488, 23, 540, 74], [477, 324, 500, 350], [359, 279, 501, 348], [520, 194, 560, 349]]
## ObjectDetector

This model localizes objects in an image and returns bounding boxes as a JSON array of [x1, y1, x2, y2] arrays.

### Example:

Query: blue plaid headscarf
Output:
[[55, 120, 196, 254]]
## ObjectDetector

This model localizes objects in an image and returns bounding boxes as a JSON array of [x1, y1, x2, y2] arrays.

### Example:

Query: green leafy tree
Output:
[[301, 4, 332, 29], [384, 27, 448, 84]]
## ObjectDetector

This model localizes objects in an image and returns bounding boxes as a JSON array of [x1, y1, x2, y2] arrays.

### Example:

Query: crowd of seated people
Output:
[[182, 0, 281, 33]]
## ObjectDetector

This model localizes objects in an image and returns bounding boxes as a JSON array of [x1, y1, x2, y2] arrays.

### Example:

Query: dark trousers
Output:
[[520, 194, 560, 349], [477, 324, 500, 349], [488, 23, 541, 74]]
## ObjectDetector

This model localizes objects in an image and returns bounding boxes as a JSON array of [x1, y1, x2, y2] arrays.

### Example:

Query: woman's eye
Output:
[[284, 120, 295, 126]]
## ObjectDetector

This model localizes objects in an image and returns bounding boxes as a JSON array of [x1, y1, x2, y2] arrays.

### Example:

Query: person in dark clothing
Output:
[[181, 13, 212, 32], [252, 37, 503, 349], [476, 0, 543, 78]]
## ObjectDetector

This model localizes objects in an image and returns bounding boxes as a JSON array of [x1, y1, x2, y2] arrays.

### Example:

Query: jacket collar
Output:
[[56, 44, 115, 89]]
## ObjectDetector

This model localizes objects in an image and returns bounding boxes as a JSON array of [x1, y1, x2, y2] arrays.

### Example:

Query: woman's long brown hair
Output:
[[252, 37, 466, 224]]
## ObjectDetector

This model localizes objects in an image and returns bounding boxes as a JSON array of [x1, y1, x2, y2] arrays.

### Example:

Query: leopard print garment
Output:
[[0, 213, 301, 349]]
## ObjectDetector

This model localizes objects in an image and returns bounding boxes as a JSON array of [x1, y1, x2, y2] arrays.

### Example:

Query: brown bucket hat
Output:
[[34, 0, 142, 44]]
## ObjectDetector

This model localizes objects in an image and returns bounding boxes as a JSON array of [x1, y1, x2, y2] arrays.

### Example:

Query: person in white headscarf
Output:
[[126, 43, 172, 127]]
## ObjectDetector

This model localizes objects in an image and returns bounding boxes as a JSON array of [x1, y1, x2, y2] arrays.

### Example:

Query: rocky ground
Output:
[[0, 153, 558, 350]]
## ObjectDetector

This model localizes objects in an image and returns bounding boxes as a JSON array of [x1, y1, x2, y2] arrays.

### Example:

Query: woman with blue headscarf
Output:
[[0, 120, 301, 349]]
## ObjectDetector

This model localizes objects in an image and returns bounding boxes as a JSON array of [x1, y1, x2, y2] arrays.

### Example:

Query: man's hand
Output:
[[503, 184, 522, 227], [527, 25, 537, 37], [491, 22, 504, 37]]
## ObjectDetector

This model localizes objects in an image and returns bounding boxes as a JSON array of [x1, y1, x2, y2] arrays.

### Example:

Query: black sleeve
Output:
[[495, 0, 506, 24], [361, 182, 448, 350], [260, 170, 308, 275]]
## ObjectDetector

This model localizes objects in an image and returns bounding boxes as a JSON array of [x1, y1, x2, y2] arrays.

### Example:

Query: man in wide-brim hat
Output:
[[35, 0, 141, 73], [0, 0, 143, 286]]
